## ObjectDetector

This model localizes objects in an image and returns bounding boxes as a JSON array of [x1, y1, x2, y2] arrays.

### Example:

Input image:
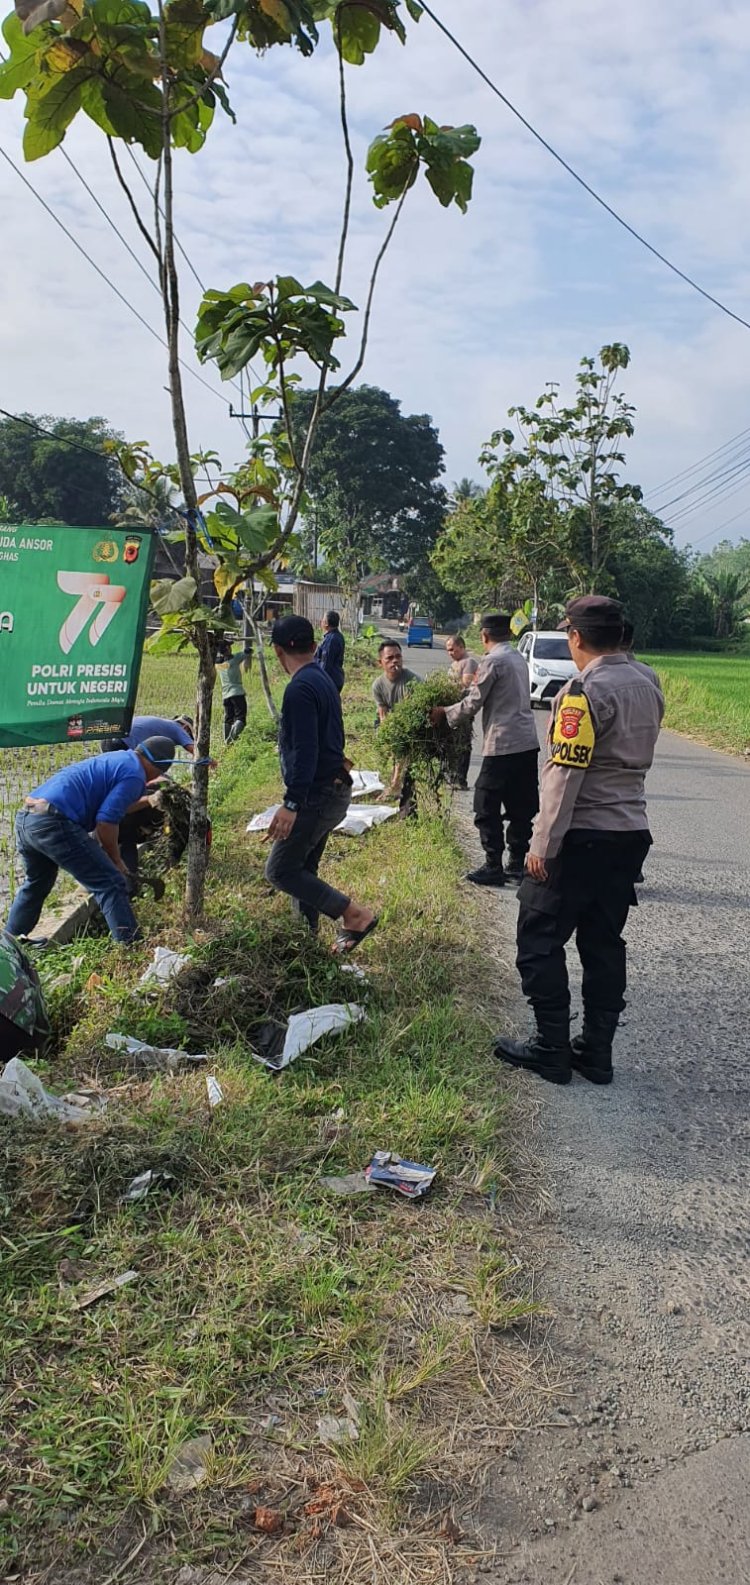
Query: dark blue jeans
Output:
[[6, 809, 140, 944]]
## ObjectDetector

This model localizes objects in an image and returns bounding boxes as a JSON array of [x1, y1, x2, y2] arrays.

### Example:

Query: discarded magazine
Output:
[[323, 1151, 437, 1200], [365, 1151, 437, 1199], [250, 1004, 365, 1072]]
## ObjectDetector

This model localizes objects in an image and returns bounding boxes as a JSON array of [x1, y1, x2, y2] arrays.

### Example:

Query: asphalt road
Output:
[[392, 629, 750, 1582]]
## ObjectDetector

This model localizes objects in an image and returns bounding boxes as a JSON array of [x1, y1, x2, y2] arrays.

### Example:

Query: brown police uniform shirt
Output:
[[530, 653, 664, 860], [444, 642, 538, 757]]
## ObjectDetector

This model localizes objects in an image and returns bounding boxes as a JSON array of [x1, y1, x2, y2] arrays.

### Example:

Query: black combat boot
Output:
[[494, 1010, 572, 1085], [504, 849, 527, 882], [570, 1009, 619, 1085], [465, 863, 505, 887]]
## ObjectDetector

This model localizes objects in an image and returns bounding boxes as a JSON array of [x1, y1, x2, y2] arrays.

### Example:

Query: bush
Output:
[[378, 674, 470, 797]]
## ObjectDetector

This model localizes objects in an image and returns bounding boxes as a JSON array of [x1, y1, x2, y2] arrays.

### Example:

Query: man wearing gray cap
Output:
[[495, 596, 663, 1087], [4, 736, 176, 944]]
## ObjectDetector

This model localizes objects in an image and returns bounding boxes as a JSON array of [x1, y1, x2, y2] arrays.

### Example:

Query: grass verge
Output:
[[1, 652, 534, 1584]]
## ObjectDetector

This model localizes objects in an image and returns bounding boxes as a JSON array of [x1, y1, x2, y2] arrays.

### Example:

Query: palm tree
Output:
[[450, 476, 484, 508], [701, 567, 750, 639]]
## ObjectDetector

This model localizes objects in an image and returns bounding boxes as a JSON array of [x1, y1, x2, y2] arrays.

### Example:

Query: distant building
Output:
[[359, 572, 405, 620]]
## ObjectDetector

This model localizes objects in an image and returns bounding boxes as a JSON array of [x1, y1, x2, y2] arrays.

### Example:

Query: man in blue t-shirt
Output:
[[5, 737, 176, 945], [264, 616, 377, 953], [315, 610, 345, 693], [102, 715, 194, 754]]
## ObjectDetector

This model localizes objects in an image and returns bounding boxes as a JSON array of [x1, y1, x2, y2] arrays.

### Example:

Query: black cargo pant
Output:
[[223, 693, 247, 742], [516, 830, 652, 1017], [473, 748, 539, 869], [265, 783, 352, 933]]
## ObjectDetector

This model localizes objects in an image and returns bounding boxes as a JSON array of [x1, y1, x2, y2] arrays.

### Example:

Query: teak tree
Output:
[[482, 344, 641, 594], [1, 0, 480, 916]]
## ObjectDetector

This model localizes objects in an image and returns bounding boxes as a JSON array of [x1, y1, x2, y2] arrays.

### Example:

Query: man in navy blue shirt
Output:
[[5, 737, 176, 944], [315, 610, 346, 693], [103, 715, 194, 754], [265, 616, 377, 953]]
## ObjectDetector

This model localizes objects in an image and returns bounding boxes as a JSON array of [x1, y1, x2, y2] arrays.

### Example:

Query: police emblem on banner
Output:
[[551, 690, 595, 767]]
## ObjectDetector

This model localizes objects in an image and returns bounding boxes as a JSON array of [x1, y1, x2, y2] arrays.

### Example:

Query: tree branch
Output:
[[324, 179, 412, 412], [169, 16, 238, 123], [107, 137, 161, 265], [333, 15, 354, 298]]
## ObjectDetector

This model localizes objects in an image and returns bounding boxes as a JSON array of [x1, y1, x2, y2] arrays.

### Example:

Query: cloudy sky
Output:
[[2, 0, 750, 552]]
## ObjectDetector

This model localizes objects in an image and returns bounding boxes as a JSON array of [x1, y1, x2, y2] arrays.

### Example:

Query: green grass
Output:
[[642, 652, 750, 753], [0, 652, 531, 1583]]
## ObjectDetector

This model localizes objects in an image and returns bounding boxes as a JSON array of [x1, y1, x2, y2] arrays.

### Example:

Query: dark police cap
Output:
[[139, 735, 177, 768], [565, 594, 624, 632], [271, 614, 316, 651]]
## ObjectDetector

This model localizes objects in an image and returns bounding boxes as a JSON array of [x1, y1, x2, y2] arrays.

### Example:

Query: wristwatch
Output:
[[283, 798, 300, 813]]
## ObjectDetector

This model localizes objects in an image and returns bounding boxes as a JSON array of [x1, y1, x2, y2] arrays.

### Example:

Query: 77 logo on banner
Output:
[[57, 572, 127, 655]]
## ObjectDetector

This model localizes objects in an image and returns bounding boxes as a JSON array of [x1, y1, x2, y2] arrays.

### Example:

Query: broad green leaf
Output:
[[23, 65, 91, 158], [213, 559, 245, 600], [146, 625, 188, 655], [81, 73, 162, 156], [0, 15, 38, 98], [150, 574, 197, 614], [335, 3, 380, 65]]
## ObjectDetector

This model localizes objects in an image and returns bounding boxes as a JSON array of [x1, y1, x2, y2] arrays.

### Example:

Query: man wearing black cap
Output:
[[4, 736, 176, 944], [265, 616, 378, 953], [495, 596, 663, 1086]]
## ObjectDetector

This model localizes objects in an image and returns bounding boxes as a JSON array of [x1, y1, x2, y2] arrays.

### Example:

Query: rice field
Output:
[[641, 652, 750, 754], [0, 654, 219, 903]]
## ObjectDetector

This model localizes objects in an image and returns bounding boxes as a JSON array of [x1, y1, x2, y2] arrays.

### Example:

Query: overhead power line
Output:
[[0, 143, 236, 411], [646, 425, 750, 499], [420, 2, 750, 335], [687, 502, 750, 548], [653, 443, 750, 518]]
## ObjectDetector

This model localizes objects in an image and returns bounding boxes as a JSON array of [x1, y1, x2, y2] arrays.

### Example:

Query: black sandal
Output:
[[332, 916, 380, 955]]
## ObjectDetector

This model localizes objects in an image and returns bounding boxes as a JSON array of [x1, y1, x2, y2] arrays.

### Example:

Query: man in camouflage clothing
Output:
[[0, 930, 50, 1058]]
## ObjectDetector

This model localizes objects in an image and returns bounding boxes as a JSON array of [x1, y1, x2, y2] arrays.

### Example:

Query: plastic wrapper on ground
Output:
[[0, 1058, 102, 1124], [105, 1033, 209, 1072], [251, 1004, 365, 1072]]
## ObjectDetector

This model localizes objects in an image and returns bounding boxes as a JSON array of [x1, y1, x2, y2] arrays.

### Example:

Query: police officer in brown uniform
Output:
[[495, 595, 664, 1086]]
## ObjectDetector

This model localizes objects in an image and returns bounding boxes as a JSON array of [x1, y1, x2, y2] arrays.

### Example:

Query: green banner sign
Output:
[[0, 524, 155, 748]]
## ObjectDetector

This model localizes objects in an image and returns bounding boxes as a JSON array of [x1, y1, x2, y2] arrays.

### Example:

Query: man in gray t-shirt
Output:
[[372, 641, 418, 809], [372, 642, 418, 720]]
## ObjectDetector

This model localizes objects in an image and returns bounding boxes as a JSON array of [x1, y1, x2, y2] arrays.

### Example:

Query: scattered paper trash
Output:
[[246, 805, 279, 833], [166, 1433, 211, 1495], [350, 770, 384, 798], [0, 1058, 97, 1124], [105, 1033, 209, 1072], [317, 1414, 359, 1447], [339, 962, 368, 983], [365, 1151, 437, 1200], [139, 946, 191, 987], [73, 1269, 138, 1310], [120, 1169, 174, 1204], [251, 1004, 365, 1073], [247, 804, 398, 839], [206, 1075, 224, 1109], [321, 1171, 375, 1197]]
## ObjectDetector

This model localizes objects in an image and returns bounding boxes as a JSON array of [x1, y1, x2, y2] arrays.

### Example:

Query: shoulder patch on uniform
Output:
[[550, 690, 595, 769]]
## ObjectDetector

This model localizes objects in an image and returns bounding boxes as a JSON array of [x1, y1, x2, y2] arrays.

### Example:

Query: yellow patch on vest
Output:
[[550, 691, 595, 768]]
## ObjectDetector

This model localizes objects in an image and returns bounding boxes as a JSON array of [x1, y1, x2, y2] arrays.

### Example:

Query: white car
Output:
[[518, 629, 577, 707]]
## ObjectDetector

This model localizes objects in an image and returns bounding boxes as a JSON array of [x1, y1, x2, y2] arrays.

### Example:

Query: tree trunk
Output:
[[158, 2, 213, 920]]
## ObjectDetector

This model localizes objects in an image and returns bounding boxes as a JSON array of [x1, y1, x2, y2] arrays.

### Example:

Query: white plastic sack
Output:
[[139, 946, 191, 986], [105, 1033, 208, 1072], [350, 770, 384, 798], [335, 804, 398, 837], [253, 1003, 365, 1072], [247, 803, 398, 838], [0, 1058, 93, 1124]]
